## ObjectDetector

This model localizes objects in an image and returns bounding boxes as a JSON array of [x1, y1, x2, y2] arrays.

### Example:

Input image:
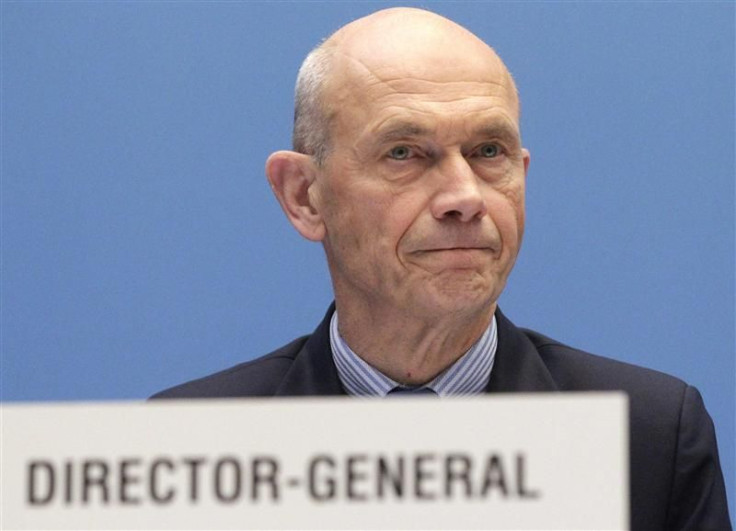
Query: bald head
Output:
[[293, 8, 519, 164]]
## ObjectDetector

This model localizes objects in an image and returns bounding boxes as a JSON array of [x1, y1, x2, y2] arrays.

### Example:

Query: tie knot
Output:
[[387, 386, 437, 396]]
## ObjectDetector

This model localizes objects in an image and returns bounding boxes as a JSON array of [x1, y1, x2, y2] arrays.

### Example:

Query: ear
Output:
[[266, 151, 325, 242], [522, 148, 531, 175]]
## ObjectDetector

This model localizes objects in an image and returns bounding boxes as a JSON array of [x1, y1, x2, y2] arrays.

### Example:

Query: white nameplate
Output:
[[1, 394, 628, 530]]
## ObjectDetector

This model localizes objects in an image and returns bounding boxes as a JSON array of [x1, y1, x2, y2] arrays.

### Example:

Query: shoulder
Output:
[[517, 326, 691, 446], [150, 336, 308, 399], [522, 327, 688, 398], [518, 327, 731, 529], [150, 304, 341, 398]]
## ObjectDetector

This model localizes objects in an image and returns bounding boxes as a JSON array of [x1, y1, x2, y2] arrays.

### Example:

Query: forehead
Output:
[[326, 59, 520, 149], [329, 9, 508, 83], [322, 18, 520, 142], [331, 35, 516, 99]]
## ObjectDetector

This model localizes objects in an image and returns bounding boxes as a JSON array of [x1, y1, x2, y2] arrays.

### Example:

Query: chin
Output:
[[412, 279, 498, 319]]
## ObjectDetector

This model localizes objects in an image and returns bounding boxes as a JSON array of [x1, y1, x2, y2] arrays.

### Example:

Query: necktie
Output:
[[387, 386, 437, 396]]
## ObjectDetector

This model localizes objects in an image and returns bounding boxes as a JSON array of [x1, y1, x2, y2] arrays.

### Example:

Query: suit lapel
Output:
[[486, 309, 559, 393], [274, 305, 346, 396]]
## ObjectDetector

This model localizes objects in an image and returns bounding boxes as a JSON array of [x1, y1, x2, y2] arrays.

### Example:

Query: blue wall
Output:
[[3, 2, 733, 519]]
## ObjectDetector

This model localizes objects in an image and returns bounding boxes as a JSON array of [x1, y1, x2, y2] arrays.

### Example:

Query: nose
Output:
[[429, 156, 488, 222]]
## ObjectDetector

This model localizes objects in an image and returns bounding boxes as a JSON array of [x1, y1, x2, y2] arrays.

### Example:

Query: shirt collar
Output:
[[330, 311, 497, 397]]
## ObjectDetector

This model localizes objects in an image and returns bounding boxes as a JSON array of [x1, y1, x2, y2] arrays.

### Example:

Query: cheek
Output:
[[510, 185, 525, 236], [323, 186, 394, 253], [354, 181, 419, 234], [489, 185, 525, 246]]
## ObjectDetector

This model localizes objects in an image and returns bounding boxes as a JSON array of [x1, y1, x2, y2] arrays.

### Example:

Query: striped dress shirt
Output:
[[330, 311, 497, 397]]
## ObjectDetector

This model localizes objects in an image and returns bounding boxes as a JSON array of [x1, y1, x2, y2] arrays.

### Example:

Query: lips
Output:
[[420, 246, 491, 252], [404, 226, 501, 256], [410, 239, 499, 255], [409, 247, 494, 270], [415, 247, 494, 256]]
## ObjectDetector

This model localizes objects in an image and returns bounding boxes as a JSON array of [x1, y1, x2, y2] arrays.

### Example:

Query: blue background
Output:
[[2, 1, 733, 519]]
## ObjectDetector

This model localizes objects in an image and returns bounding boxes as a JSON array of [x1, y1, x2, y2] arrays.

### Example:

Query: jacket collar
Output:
[[274, 304, 346, 396], [275, 304, 558, 396], [486, 309, 559, 393]]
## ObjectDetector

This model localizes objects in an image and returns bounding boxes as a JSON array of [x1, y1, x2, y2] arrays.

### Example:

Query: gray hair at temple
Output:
[[292, 44, 334, 166]]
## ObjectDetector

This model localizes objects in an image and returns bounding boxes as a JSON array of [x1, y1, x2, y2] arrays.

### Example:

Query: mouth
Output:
[[415, 246, 494, 255], [411, 247, 494, 269]]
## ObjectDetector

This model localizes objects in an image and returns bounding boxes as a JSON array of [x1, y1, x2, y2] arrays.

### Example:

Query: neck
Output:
[[335, 299, 496, 385]]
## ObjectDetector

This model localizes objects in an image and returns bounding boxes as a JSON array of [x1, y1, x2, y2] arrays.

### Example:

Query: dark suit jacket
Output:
[[153, 306, 731, 530]]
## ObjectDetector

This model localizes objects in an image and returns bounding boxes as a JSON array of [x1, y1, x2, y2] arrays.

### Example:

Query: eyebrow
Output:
[[374, 122, 431, 145], [475, 123, 521, 145], [372, 118, 521, 147]]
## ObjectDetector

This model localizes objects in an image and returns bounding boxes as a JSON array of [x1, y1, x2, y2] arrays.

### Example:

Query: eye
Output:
[[477, 143, 501, 158], [387, 145, 413, 160]]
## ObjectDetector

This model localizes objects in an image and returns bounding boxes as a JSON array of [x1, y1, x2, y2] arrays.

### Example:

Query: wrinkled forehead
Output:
[[323, 9, 519, 116]]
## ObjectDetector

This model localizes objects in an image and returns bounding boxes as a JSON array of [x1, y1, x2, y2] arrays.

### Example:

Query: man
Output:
[[154, 7, 730, 530]]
